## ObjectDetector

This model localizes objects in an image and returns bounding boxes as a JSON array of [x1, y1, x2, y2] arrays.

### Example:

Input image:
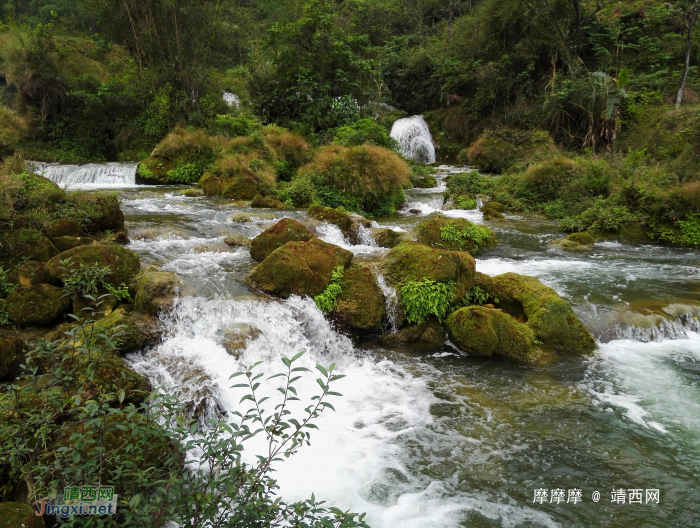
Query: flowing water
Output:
[[100, 166, 700, 527], [29, 161, 139, 189], [390, 116, 436, 164]]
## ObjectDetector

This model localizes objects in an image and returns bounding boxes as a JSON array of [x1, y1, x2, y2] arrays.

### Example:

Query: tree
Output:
[[676, 0, 700, 109]]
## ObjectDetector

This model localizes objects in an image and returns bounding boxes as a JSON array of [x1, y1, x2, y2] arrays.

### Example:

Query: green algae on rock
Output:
[[7, 261, 59, 288], [223, 233, 251, 247], [6, 283, 70, 327], [131, 267, 182, 316], [250, 218, 315, 261], [251, 194, 292, 209], [330, 265, 385, 334], [44, 217, 83, 237], [0, 228, 58, 268], [480, 201, 506, 220], [307, 205, 372, 245], [46, 244, 141, 287], [447, 305, 541, 361], [415, 215, 497, 255], [50, 235, 94, 253], [246, 238, 353, 298], [370, 227, 410, 248], [0, 502, 45, 528], [230, 211, 275, 223]]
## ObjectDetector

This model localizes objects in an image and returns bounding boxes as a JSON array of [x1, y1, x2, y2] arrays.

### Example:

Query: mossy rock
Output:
[[383, 241, 476, 304], [415, 215, 497, 255], [92, 308, 161, 352], [51, 235, 94, 253], [379, 317, 444, 346], [136, 156, 175, 184], [370, 227, 410, 248], [549, 236, 593, 251], [308, 205, 353, 232], [230, 211, 275, 223], [251, 194, 292, 209], [246, 239, 353, 298], [14, 171, 65, 209], [130, 267, 182, 316], [0, 228, 58, 268], [480, 201, 506, 220], [44, 217, 83, 237], [480, 272, 596, 354], [568, 232, 595, 245], [89, 350, 151, 404], [6, 283, 70, 327], [0, 502, 45, 528], [178, 187, 205, 197], [7, 261, 59, 287], [250, 218, 315, 261], [410, 172, 438, 188], [47, 244, 141, 287], [0, 336, 16, 379], [330, 265, 385, 333], [447, 306, 541, 361], [223, 234, 251, 247], [62, 192, 125, 233]]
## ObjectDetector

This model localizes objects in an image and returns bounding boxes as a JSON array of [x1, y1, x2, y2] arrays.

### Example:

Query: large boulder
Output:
[[6, 284, 70, 327], [330, 265, 385, 333], [50, 235, 94, 253], [0, 228, 57, 268], [251, 194, 292, 209], [250, 218, 315, 261], [415, 215, 497, 255], [91, 308, 161, 352], [370, 227, 409, 249], [447, 306, 541, 361], [44, 217, 83, 237], [7, 261, 59, 287], [131, 267, 182, 316], [0, 503, 45, 528], [0, 336, 16, 379], [63, 191, 125, 233], [246, 239, 353, 298], [46, 244, 141, 287], [384, 241, 476, 303], [307, 205, 371, 245], [379, 318, 445, 346], [478, 272, 596, 354]]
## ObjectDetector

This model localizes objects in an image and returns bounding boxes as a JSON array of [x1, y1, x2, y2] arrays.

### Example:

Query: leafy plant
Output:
[[0, 267, 17, 298], [440, 222, 492, 250], [401, 278, 456, 324], [104, 282, 132, 302], [453, 195, 476, 210], [166, 163, 206, 184], [314, 266, 344, 313], [462, 286, 498, 306]]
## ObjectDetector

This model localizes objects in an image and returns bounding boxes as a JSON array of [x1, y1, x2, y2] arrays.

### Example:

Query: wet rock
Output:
[[0, 503, 45, 528], [50, 235, 94, 253], [409, 208, 421, 214], [230, 211, 275, 223], [137, 156, 175, 184], [331, 265, 385, 333], [384, 241, 476, 303], [480, 201, 506, 220], [178, 188, 205, 197], [6, 283, 70, 327], [247, 239, 353, 298], [250, 218, 315, 261], [379, 318, 444, 346], [0, 228, 58, 268], [99, 231, 130, 245], [7, 261, 59, 287], [64, 191, 125, 233], [480, 272, 596, 354], [132, 227, 190, 241], [251, 194, 292, 209], [447, 306, 541, 361], [223, 233, 251, 247], [44, 217, 83, 237], [94, 350, 151, 404], [0, 336, 16, 379], [46, 244, 141, 287], [222, 323, 262, 357], [415, 215, 497, 255], [370, 227, 410, 248], [307, 205, 371, 244], [131, 267, 182, 316], [192, 244, 235, 253]]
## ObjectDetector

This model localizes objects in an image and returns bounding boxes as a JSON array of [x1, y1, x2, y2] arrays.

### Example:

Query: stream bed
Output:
[[110, 166, 699, 528]]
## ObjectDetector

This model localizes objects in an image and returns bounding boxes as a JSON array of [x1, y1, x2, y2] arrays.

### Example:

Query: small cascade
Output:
[[595, 305, 700, 343], [223, 91, 240, 108], [29, 161, 138, 188], [390, 115, 436, 163], [376, 273, 399, 333], [356, 224, 377, 247]]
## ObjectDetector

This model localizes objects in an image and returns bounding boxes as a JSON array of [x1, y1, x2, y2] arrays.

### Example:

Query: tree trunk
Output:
[[676, 0, 700, 109]]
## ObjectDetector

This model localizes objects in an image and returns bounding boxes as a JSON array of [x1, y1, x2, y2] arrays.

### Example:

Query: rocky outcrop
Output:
[[6, 284, 70, 327], [250, 218, 315, 261], [370, 227, 409, 248], [0, 228, 58, 268], [330, 265, 385, 333], [307, 205, 372, 245], [415, 215, 497, 255], [46, 244, 141, 287], [246, 238, 353, 298], [130, 267, 182, 316]]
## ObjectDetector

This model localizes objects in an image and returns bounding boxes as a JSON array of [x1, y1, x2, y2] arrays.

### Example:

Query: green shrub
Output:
[[166, 162, 208, 183], [314, 265, 344, 313], [440, 222, 493, 250], [467, 127, 553, 173], [59, 259, 130, 301], [454, 195, 477, 210], [212, 114, 260, 138], [333, 118, 399, 150], [401, 278, 456, 324], [0, 267, 17, 298], [408, 162, 437, 188], [446, 171, 491, 196]]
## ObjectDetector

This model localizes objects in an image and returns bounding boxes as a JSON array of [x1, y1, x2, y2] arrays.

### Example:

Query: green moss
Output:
[[250, 194, 292, 209], [467, 127, 554, 173], [314, 265, 344, 313], [330, 265, 385, 333], [6, 283, 70, 327], [0, 229, 58, 268], [250, 218, 314, 261], [453, 195, 476, 210], [54, 192, 124, 233], [44, 217, 83, 237], [307, 205, 353, 232], [0, 502, 45, 528], [46, 244, 141, 287], [0, 335, 16, 378], [7, 261, 59, 288], [415, 215, 497, 255], [567, 232, 594, 245], [131, 268, 182, 316]]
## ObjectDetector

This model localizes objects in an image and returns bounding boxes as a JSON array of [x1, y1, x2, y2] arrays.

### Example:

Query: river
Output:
[[51, 164, 700, 527]]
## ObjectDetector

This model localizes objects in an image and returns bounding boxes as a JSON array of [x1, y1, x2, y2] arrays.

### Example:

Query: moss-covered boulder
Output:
[[247, 239, 353, 298], [307, 205, 372, 245], [50, 235, 94, 253], [0, 336, 16, 379], [0, 228, 57, 268], [370, 227, 409, 248], [415, 215, 497, 255], [199, 154, 275, 199], [480, 201, 506, 220], [7, 261, 59, 287], [93, 350, 150, 404], [13, 171, 65, 209], [6, 283, 70, 327], [467, 127, 554, 173], [44, 217, 83, 237], [0, 502, 45, 528], [551, 232, 595, 250], [379, 318, 445, 346], [250, 218, 315, 261], [62, 192, 125, 233], [136, 156, 175, 184], [131, 267, 182, 316], [447, 306, 541, 361], [47, 244, 141, 287], [223, 233, 251, 247], [384, 241, 476, 302], [90, 308, 161, 352], [222, 323, 262, 358], [230, 211, 275, 223], [251, 194, 292, 209], [330, 265, 385, 333], [178, 187, 205, 197], [480, 272, 596, 354]]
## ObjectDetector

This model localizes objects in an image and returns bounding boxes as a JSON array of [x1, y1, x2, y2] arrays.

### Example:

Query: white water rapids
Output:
[[390, 115, 436, 163], [28, 161, 138, 189]]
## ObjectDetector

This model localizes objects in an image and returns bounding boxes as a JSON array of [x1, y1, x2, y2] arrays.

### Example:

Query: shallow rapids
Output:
[[115, 175, 700, 527]]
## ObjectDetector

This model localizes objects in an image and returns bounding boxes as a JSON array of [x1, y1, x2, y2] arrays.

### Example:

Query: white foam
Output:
[[390, 116, 436, 163], [29, 161, 138, 189]]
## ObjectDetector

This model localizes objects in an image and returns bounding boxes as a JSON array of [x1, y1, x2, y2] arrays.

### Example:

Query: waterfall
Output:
[[223, 91, 240, 108], [375, 273, 399, 333], [390, 115, 436, 163], [29, 161, 138, 188], [356, 224, 377, 247]]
